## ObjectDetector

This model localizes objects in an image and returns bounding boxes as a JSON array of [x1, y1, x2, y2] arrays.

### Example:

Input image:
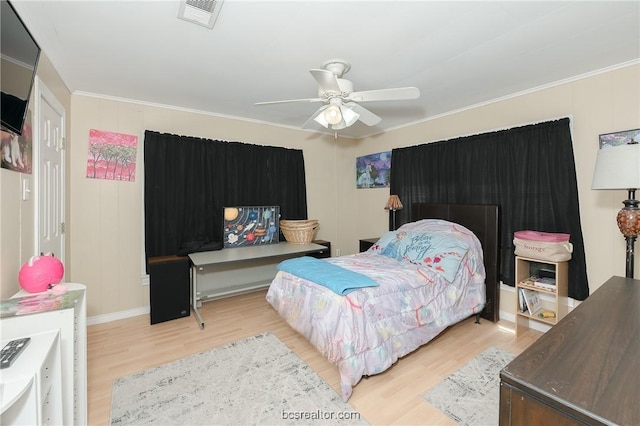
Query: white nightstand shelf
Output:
[[0, 330, 62, 425]]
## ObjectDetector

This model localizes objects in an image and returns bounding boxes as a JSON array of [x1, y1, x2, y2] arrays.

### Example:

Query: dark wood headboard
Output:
[[411, 203, 500, 322]]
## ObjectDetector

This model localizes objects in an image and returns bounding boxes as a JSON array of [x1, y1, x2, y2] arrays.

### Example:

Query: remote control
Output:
[[0, 337, 30, 369]]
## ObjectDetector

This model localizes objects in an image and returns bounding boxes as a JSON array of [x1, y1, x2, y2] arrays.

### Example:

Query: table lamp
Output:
[[385, 195, 403, 231], [592, 142, 640, 278]]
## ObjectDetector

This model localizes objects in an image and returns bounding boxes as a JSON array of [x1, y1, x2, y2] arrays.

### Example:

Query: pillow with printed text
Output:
[[381, 231, 469, 281]]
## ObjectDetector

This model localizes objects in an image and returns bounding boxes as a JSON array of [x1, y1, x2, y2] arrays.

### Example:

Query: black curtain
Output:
[[390, 118, 589, 300], [144, 131, 307, 263]]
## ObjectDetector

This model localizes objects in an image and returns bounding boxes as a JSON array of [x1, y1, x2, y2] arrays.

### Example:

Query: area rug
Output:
[[422, 346, 515, 426], [110, 332, 367, 425]]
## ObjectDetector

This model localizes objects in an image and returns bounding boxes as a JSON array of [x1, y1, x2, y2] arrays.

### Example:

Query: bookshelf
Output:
[[515, 256, 568, 336], [2, 284, 87, 424]]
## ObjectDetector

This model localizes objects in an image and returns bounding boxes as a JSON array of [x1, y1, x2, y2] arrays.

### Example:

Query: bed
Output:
[[266, 203, 500, 401]]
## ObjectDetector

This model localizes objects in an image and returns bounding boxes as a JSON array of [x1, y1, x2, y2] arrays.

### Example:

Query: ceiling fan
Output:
[[254, 59, 420, 131]]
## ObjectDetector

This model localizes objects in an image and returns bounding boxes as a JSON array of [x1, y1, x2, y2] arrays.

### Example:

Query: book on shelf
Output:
[[518, 288, 527, 312], [520, 275, 556, 291], [533, 276, 556, 290], [521, 288, 543, 316]]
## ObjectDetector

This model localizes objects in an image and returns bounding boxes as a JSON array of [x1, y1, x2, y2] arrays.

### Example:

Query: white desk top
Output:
[[188, 242, 326, 267], [2, 284, 86, 319]]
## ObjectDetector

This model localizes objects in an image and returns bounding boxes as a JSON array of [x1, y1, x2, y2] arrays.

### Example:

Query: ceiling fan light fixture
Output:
[[323, 104, 342, 125], [340, 105, 359, 127], [256, 60, 419, 132], [330, 122, 347, 131], [313, 107, 330, 128]]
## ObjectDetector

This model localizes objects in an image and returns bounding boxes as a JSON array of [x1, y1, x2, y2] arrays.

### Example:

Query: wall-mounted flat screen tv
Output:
[[223, 206, 280, 248], [1, 0, 41, 136]]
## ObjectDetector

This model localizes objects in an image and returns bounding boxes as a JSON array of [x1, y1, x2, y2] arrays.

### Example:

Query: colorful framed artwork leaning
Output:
[[223, 206, 280, 248]]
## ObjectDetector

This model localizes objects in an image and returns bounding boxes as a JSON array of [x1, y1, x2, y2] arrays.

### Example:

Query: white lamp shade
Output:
[[340, 105, 360, 126], [323, 105, 342, 125], [313, 106, 330, 128], [592, 143, 640, 190], [313, 102, 361, 131]]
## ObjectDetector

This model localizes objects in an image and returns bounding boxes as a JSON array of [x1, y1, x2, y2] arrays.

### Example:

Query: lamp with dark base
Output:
[[384, 195, 403, 231], [617, 189, 640, 278], [592, 141, 640, 279]]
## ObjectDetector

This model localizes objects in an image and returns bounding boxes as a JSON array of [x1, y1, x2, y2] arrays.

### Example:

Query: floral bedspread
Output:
[[265, 220, 486, 401]]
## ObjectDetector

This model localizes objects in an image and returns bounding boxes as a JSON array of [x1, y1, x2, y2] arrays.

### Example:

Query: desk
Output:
[[499, 276, 639, 425], [189, 242, 326, 328]]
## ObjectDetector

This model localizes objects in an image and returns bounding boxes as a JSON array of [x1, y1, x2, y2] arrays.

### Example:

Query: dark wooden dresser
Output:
[[499, 276, 639, 425]]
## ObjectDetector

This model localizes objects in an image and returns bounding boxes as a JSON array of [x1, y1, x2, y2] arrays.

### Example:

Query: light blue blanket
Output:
[[277, 256, 378, 295]]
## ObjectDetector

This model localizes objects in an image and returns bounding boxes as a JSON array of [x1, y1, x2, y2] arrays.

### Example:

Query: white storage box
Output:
[[514, 230, 572, 262]]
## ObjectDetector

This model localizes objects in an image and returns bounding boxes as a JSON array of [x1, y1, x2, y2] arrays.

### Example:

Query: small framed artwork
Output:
[[598, 128, 640, 148], [1, 109, 33, 174], [86, 129, 138, 181], [356, 151, 391, 189]]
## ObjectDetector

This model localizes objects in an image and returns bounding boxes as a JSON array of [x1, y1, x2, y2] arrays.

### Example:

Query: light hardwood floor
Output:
[[87, 290, 542, 425]]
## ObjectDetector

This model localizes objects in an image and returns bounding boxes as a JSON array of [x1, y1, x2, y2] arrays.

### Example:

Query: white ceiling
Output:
[[11, 0, 640, 139]]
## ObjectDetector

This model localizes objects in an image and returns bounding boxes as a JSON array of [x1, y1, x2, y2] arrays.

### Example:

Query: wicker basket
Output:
[[280, 219, 318, 228], [280, 219, 319, 244]]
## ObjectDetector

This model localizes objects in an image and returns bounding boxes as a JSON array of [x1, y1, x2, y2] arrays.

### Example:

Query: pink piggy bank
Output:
[[18, 254, 65, 293]]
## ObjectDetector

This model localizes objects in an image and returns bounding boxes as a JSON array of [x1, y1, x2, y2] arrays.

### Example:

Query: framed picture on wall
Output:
[[598, 128, 640, 148], [1, 109, 33, 174], [356, 151, 391, 189], [86, 129, 138, 181]]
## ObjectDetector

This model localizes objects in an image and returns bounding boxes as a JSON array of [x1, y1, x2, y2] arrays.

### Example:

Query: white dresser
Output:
[[0, 283, 87, 425], [0, 330, 63, 425]]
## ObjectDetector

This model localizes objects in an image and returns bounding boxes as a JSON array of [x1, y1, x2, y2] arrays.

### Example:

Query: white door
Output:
[[34, 78, 65, 265]]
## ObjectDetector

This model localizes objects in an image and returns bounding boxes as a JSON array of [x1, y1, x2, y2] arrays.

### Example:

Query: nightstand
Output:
[[514, 256, 568, 336], [308, 240, 331, 258], [359, 238, 379, 252]]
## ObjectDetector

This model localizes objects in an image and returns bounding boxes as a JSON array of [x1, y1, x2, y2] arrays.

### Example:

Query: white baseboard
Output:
[[499, 310, 516, 324], [87, 306, 149, 326]]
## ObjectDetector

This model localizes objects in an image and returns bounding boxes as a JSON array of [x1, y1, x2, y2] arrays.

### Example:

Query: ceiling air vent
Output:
[[177, 0, 224, 29]]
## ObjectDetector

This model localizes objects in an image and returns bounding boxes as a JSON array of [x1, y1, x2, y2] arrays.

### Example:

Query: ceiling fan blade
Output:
[[254, 97, 322, 106], [347, 87, 420, 103], [349, 103, 381, 126], [309, 69, 341, 93]]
